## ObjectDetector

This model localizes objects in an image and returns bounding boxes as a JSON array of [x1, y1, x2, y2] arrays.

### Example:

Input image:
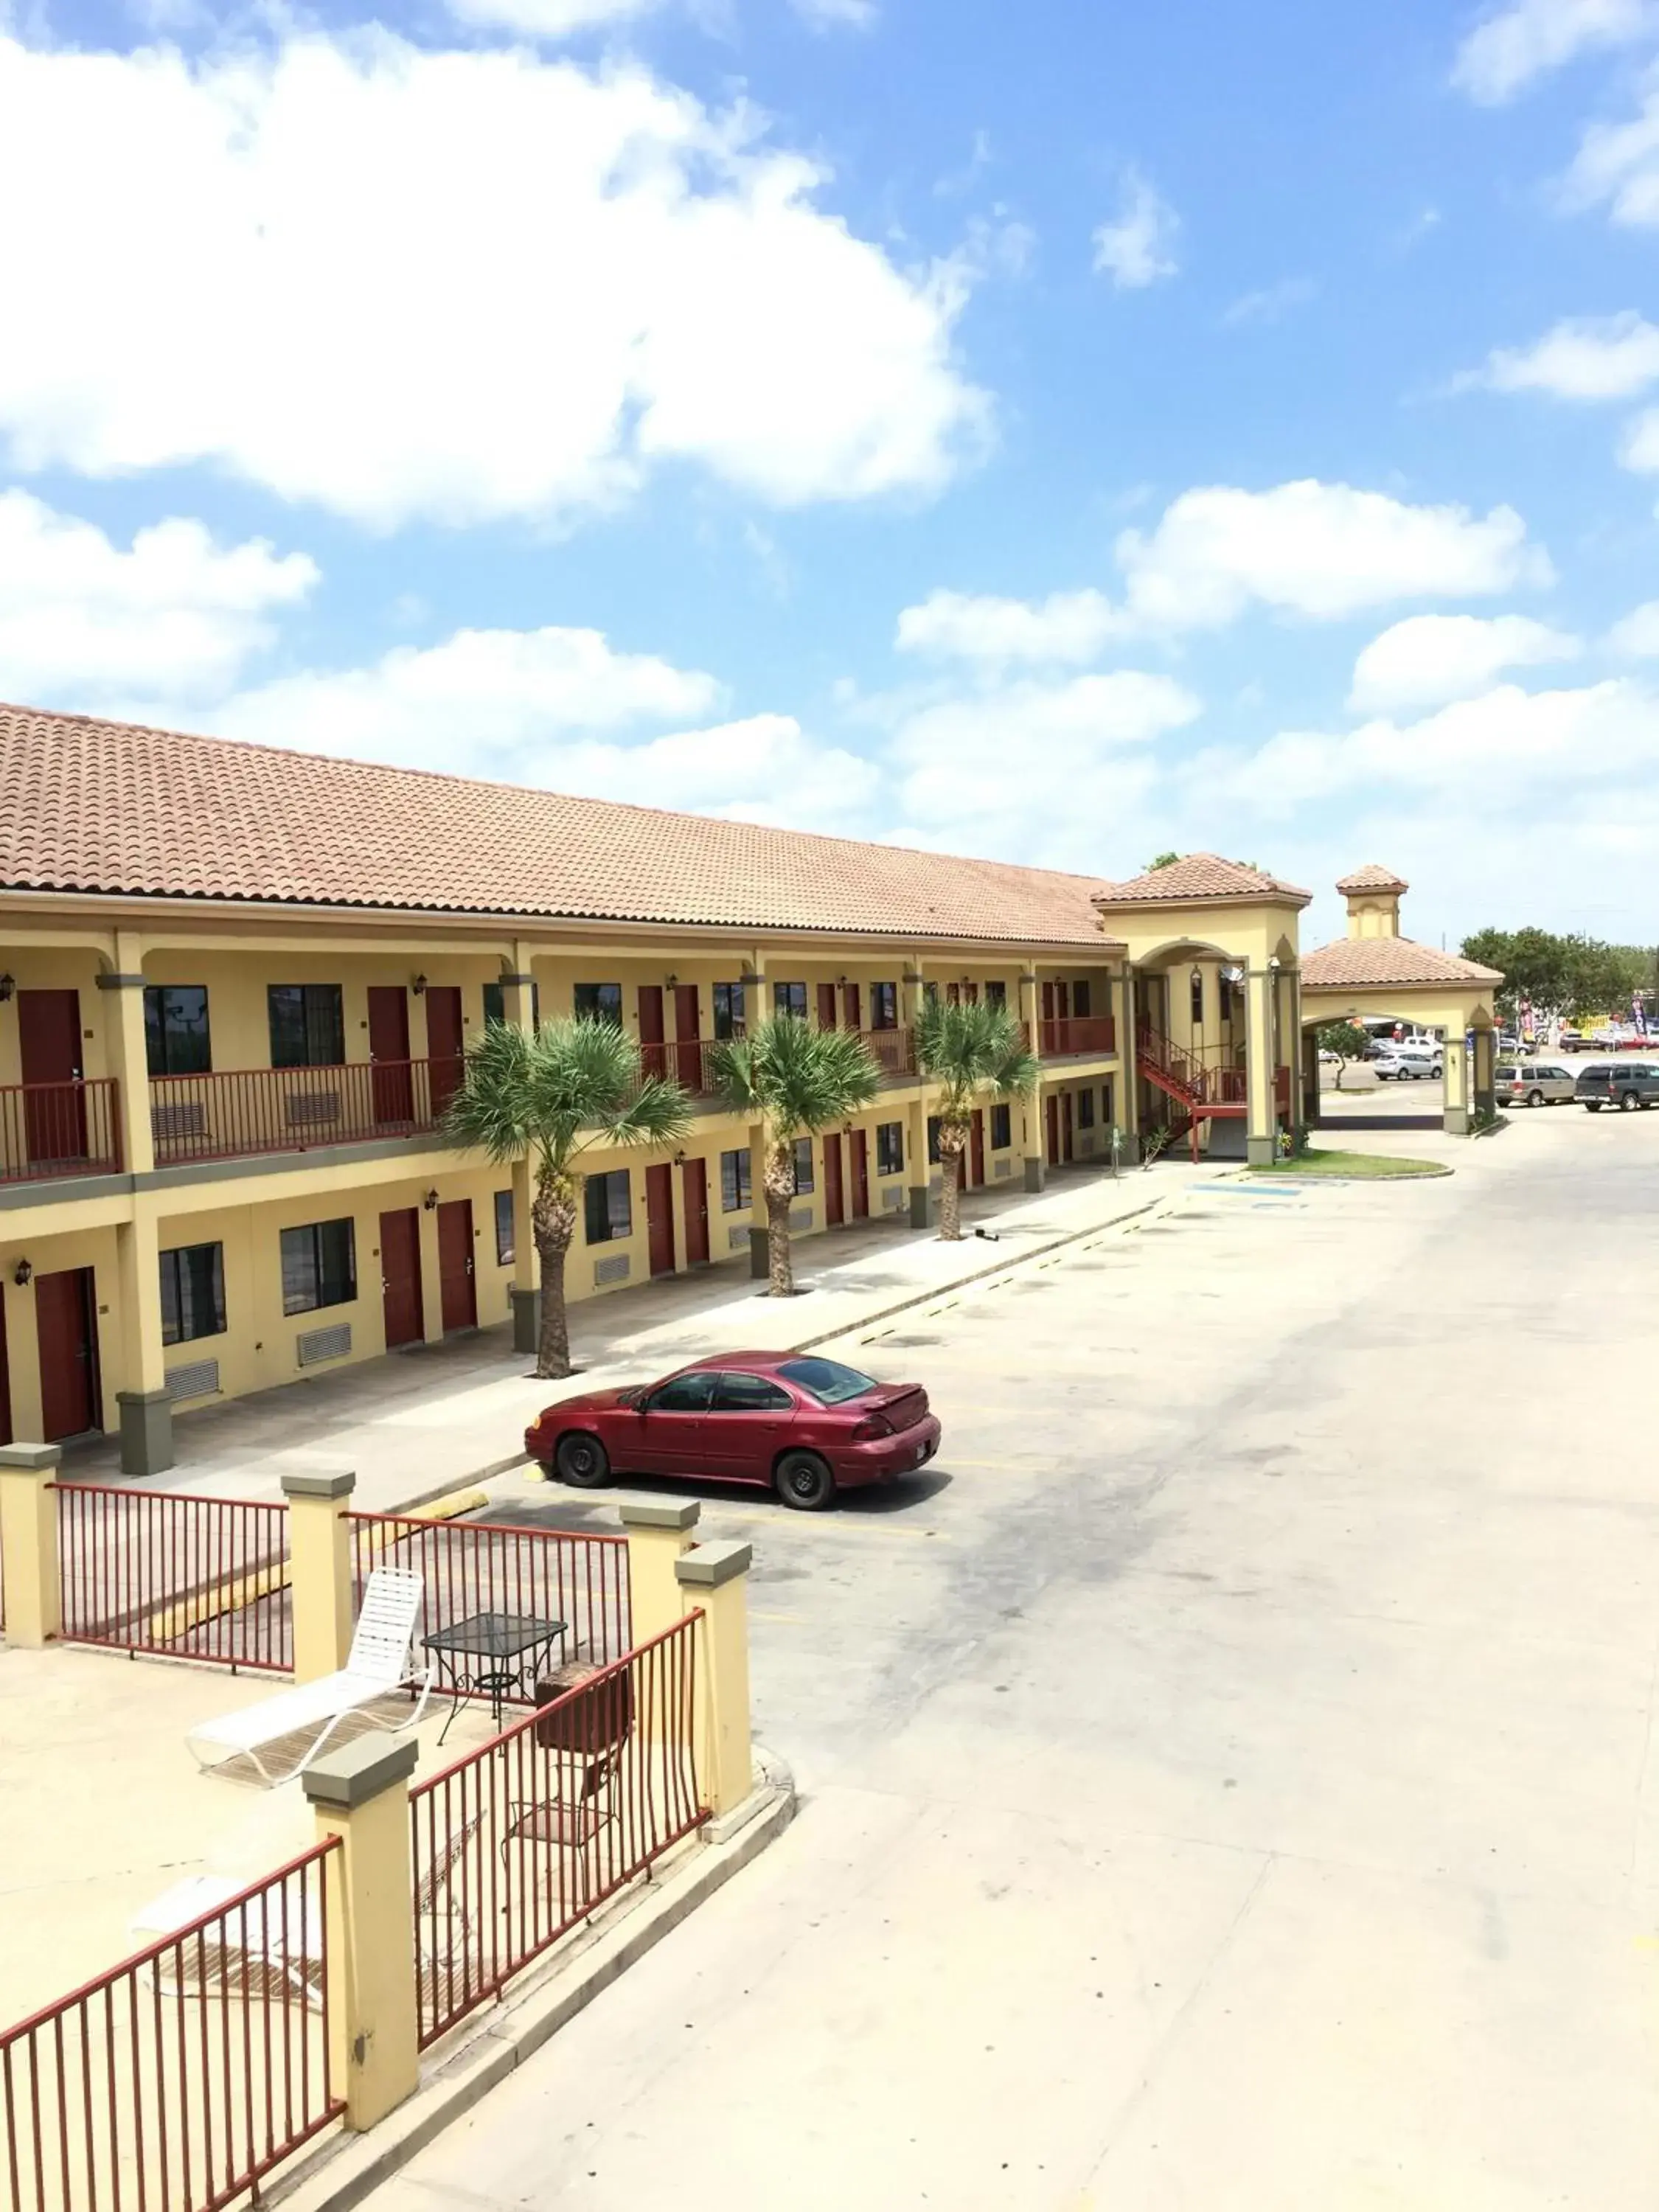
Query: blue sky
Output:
[[3, 0, 1659, 948]]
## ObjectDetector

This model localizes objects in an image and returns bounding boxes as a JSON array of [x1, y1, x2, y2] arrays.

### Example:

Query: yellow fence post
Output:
[[282, 1470, 355, 1682], [619, 1500, 701, 1644], [0, 1442, 62, 1646], [675, 1539, 754, 1820], [302, 1733, 421, 2131]]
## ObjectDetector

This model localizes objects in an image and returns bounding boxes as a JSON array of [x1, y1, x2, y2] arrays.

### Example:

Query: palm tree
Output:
[[915, 997, 1038, 1241], [706, 1017, 880, 1295], [442, 1018, 693, 1379]]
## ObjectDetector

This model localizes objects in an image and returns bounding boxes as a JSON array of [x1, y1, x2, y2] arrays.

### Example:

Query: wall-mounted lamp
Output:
[[411, 974, 428, 995], [672, 1150, 686, 1166], [1191, 964, 1203, 987], [0, 973, 13, 1004], [422, 1189, 439, 1211], [665, 974, 678, 990], [837, 974, 847, 986], [12, 1259, 32, 1287]]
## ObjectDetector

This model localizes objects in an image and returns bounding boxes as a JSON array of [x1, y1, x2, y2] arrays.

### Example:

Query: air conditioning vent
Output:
[[881, 1186, 905, 1211], [296, 1323, 352, 1366], [285, 1091, 341, 1130], [151, 1102, 206, 1141], [728, 1225, 751, 1252], [790, 1208, 813, 1229], [993, 1158, 1012, 1178], [593, 1254, 630, 1287], [165, 1358, 220, 1402]]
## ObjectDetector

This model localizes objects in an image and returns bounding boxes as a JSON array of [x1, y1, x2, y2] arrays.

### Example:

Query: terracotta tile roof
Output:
[[1335, 863, 1409, 894], [1301, 935, 1503, 991], [1090, 852, 1312, 908], [0, 701, 1125, 948]]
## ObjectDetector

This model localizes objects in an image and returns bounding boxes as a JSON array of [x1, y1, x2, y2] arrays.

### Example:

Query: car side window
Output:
[[647, 1373, 715, 1413], [712, 1373, 793, 1412]]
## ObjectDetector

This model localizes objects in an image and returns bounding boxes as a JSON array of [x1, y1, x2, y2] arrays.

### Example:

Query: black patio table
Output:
[[421, 1612, 568, 1743]]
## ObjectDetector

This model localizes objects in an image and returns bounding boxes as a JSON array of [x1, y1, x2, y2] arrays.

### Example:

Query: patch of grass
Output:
[[1250, 1148, 1450, 1180]]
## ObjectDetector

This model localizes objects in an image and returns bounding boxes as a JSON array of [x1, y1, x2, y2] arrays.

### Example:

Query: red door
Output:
[[639, 987, 667, 1082], [379, 1207, 424, 1348], [970, 1110, 985, 1189], [849, 1128, 869, 1218], [1045, 1093, 1060, 1166], [816, 984, 838, 1031], [18, 989, 86, 1164], [844, 982, 862, 1032], [425, 987, 465, 1117], [674, 984, 703, 1093], [645, 1162, 675, 1277], [681, 1157, 709, 1266], [35, 1267, 100, 1440], [1062, 1093, 1074, 1162], [823, 1133, 844, 1225], [436, 1199, 476, 1332], [367, 987, 414, 1126]]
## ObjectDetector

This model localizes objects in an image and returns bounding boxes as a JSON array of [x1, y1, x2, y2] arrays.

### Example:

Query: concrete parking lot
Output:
[[371, 1105, 1659, 2208]]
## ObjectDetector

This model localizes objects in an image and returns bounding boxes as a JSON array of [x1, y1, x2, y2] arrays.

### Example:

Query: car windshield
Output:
[[777, 1356, 879, 1405]]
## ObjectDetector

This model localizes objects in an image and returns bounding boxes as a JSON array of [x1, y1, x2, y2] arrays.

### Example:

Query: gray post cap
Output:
[[675, 1539, 754, 1589], [280, 1470, 357, 1501], [302, 1733, 419, 1809], [0, 1442, 62, 1472], [619, 1500, 701, 1532]]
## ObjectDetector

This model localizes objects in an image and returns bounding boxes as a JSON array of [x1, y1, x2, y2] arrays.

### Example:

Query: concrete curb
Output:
[[270, 1767, 797, 2212]]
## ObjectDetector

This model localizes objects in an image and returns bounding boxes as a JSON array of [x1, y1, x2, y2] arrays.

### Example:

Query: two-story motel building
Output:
[[2, 703, 1338, 1478]]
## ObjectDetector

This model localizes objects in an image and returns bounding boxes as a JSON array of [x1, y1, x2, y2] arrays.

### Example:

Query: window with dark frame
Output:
[[720, 1147, 751, 1211], [574, 983, 623, 1026], [280, 1218, 357, 1315], [793, 1135, 815, 1193], [159, 1242, 226, 1344], [773, 981, 808, 1020], [876, 1121, 903, 1175], [483, 981, 540, 1030], [927, 1115, 942, 1164], [713, 983, 747, 1040], [986, 979, 1007, 1007], [494, 1189, 515, 1265], [870, 981, 899, 1030], [145, 986, 212, 1077], [583, 1169, 632, 1244], [268, 985, 344, 1068], [1077, 1087, 1096, 1129], [1190, 969, 1205, 1026], [990, 1103, 1011, 1150], [1101, 1079, 1114, 1128], [1073, 980, 1091, 1018]]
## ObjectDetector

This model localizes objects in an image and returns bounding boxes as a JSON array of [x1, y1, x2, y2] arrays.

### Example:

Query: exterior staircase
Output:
[[1135, 1023, 1248, 1161]]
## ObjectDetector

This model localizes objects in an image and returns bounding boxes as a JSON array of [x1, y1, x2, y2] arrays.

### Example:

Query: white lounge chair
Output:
[[187, 1566, 434, 1785]]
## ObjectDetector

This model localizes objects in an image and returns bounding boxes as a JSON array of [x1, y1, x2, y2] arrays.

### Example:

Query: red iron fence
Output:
[[55, 1484, 293, 1673], [637, 1038, 714, 1094], [855, 1026, 917, 1079], [0, 1842, 341, 2212], [408, 1618, 703, 2047], [1037, 1015, 1116, 1059], [148, 1059, 457, 1167], [0, 1080, 122, 1186], [347, 1513, 631, 1687]]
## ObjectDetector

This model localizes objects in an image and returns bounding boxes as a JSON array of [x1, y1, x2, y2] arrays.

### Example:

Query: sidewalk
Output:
[[65, 1160, 1218, 1513]]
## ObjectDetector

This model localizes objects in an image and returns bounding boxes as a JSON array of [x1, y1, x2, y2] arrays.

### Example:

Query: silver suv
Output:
[[1496, 1061, 1576, 1107]]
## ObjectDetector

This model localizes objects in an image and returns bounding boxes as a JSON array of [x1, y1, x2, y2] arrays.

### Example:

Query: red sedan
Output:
[[524, 1352, 942, 1512]]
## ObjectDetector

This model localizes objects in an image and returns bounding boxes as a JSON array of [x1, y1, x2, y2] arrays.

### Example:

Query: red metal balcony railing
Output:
[[0, 1079, 122, 1185], [1037, 1015, 1116, 1059], [149, 1057, 461, 1166], [855, 1026, 917, 1079], [637, 1037, 717, 1094]]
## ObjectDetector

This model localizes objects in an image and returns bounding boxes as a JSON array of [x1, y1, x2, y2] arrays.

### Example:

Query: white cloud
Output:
[[1453, 0, 1653, 104], [1091, 169, 1180, 290], [789, 0, 876, 26], [0, 32, 987, 529], [0, 490, 315, 704], [1349, 613, 1582, 712], [1618, 404, 1659, 467], [1467, 312, 1659, 400], [534, 713, 883, 827], [445, 0, 661, 32], [894, 588, 1122, 667], [1222, 277, 1315, 328], [1563, 72, 1659, 225], [1606, 597, 1659, 652], [1113, 480, 1548, 629]]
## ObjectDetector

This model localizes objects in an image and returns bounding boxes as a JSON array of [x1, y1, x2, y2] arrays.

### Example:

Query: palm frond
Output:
[[706, 1017, 880, 1139], [916, 998, 1038, 1105], [445, 1015, 692, 1172]]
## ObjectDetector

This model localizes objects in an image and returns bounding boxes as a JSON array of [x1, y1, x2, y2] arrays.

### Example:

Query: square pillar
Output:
[[747, 1121, 772, 1279], [1444, 1032, 1472, 1134], [116, 1209, 173, 1478], [620, 1499, 701, 1644], [904, 1096, 933, 1226], [282, 1469, 356, 1682], [1244, 967, 1277, 1166], [95, 937, 154, 1178], [675, 1539, 754, 1818], [0, 1441, 62, 1646], [303, 1734, 421, 2132]]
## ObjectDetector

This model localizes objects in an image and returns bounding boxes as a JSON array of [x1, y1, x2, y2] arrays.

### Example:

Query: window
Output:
[[778, 1357, 876, 1405], [574, 983, 622, 1026], [159, 1242, 226, 1344], [1100, 1079, 1114, 1129], [876, 1121, 903, 1175], [145, 986, 211, 1077], [773, 981, 808, 1020], [280, 1218, 357, 1315], [713, 983, 746, 1040], [1077, 1087, 1096, 1129], [268, 985, 344, 1068], [1189, 970, 1205, 1026], [927, 1115, 942, 1164], [1073, 980, 1091, 1018], [986, 980, 1006, 1008], [793, 1135, 815, 1193], [494, 1189, 515, 1266], [990, 1103, 1011, 1150], [1219, 973, 1237, 1023], [584, 1169, 632, 1244], [869, 982, 899, 1031], [648, 1371, 716, 1413], [712, 1371, 793, 1411], [483, 981, 540, 1030], [720, 1147, 751, 1212]]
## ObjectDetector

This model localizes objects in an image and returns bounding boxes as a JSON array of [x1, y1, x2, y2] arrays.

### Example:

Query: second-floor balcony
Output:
[[1030, 1015, 1118, 1060], [639, 1028, 917, 1093], [148, 1059, 462, 1168], [1, 1079, 123, 1186]]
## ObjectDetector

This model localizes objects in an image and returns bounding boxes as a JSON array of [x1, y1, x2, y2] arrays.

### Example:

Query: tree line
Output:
[[1458, 928, 1658, 1026]]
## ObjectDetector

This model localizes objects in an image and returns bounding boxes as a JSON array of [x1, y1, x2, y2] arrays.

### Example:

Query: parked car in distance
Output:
[[1496, 1061, 1577, 1107], [1372, 1045, 1444, 1081], [524, 1352, 942, 1511], [1576, 1062, 1659, 1112]]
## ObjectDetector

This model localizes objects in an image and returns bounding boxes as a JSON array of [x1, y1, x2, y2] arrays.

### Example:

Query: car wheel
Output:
[[1585, 1102, 1602, 1113], [1528, 1089, 1543, 1107], [1621, 1091, 1640, 1112], [774, 1449, 836, 1512], [554, 1431, 611, 1487]]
